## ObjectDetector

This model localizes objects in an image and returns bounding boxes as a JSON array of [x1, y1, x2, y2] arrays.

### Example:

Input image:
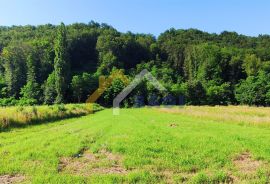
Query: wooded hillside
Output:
[[0, 22, 270, 106]]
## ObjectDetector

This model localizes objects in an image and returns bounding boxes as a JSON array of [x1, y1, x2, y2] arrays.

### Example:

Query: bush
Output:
[[206, 83, 232, 105], [18, 97, 38, 106], [0, 97, 19, 106]]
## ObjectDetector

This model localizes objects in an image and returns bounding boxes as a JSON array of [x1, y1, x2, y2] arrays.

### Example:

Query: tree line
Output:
[[0, 22, 270, 107]]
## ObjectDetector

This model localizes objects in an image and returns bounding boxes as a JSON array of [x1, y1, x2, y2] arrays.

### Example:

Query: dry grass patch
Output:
[[233, 152, 264, 175], [0, 103, 103, 129], [159, 106, 270, 126], [59, 149, 128, 176], [0, 174, 25, 184]]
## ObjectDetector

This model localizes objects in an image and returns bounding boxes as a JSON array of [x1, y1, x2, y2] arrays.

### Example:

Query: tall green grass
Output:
[[0, 103, 103, 129]]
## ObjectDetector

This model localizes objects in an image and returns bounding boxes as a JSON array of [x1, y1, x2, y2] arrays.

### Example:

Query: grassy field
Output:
[[1, 106, 270, 183]]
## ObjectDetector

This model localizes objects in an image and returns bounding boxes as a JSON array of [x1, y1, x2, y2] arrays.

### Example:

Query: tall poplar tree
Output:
[[54, 23, 69, 104]]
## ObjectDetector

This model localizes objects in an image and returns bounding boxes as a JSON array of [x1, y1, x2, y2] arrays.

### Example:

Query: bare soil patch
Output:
[[159, 170, 175, 184], [0, 175, 25, 184], [233, 152, 263, 174], [59, 149, 127, 176]]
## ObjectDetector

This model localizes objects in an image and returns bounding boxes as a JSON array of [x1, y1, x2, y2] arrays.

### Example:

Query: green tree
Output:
[[44, 72, 57, 105], [71, 73, 98, 103], [96, 29, 122, 75], [0, 76, 7, 98], [20, 51, 41, 103], [19, 82, 40, 105], [2, 44, 27, 98], [243, 54, 262, 76], [54, 23, 70, 104], [184, 44, 223, 84], [97, 51, 118, 75], [26, 52, 40, 83], [206, 82, 232, 105], [103, 78, 126, 107], [235, 71, 270, 106], [185, 80, 206, 105], [71, 75, 84, 103]]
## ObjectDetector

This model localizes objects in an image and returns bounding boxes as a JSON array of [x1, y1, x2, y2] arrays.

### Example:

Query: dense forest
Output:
[[0, 21, 270, 107]]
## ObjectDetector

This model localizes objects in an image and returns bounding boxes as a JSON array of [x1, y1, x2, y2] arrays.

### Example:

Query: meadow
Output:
[[1, 106, 270, 183]]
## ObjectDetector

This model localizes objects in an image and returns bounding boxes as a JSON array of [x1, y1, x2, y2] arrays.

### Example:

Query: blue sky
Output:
[[0, 0, 269, 36]]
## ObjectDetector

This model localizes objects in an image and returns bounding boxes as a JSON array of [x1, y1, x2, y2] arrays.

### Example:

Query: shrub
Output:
[[206, 83, 232, 105], [0, 97, 19, 106]]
